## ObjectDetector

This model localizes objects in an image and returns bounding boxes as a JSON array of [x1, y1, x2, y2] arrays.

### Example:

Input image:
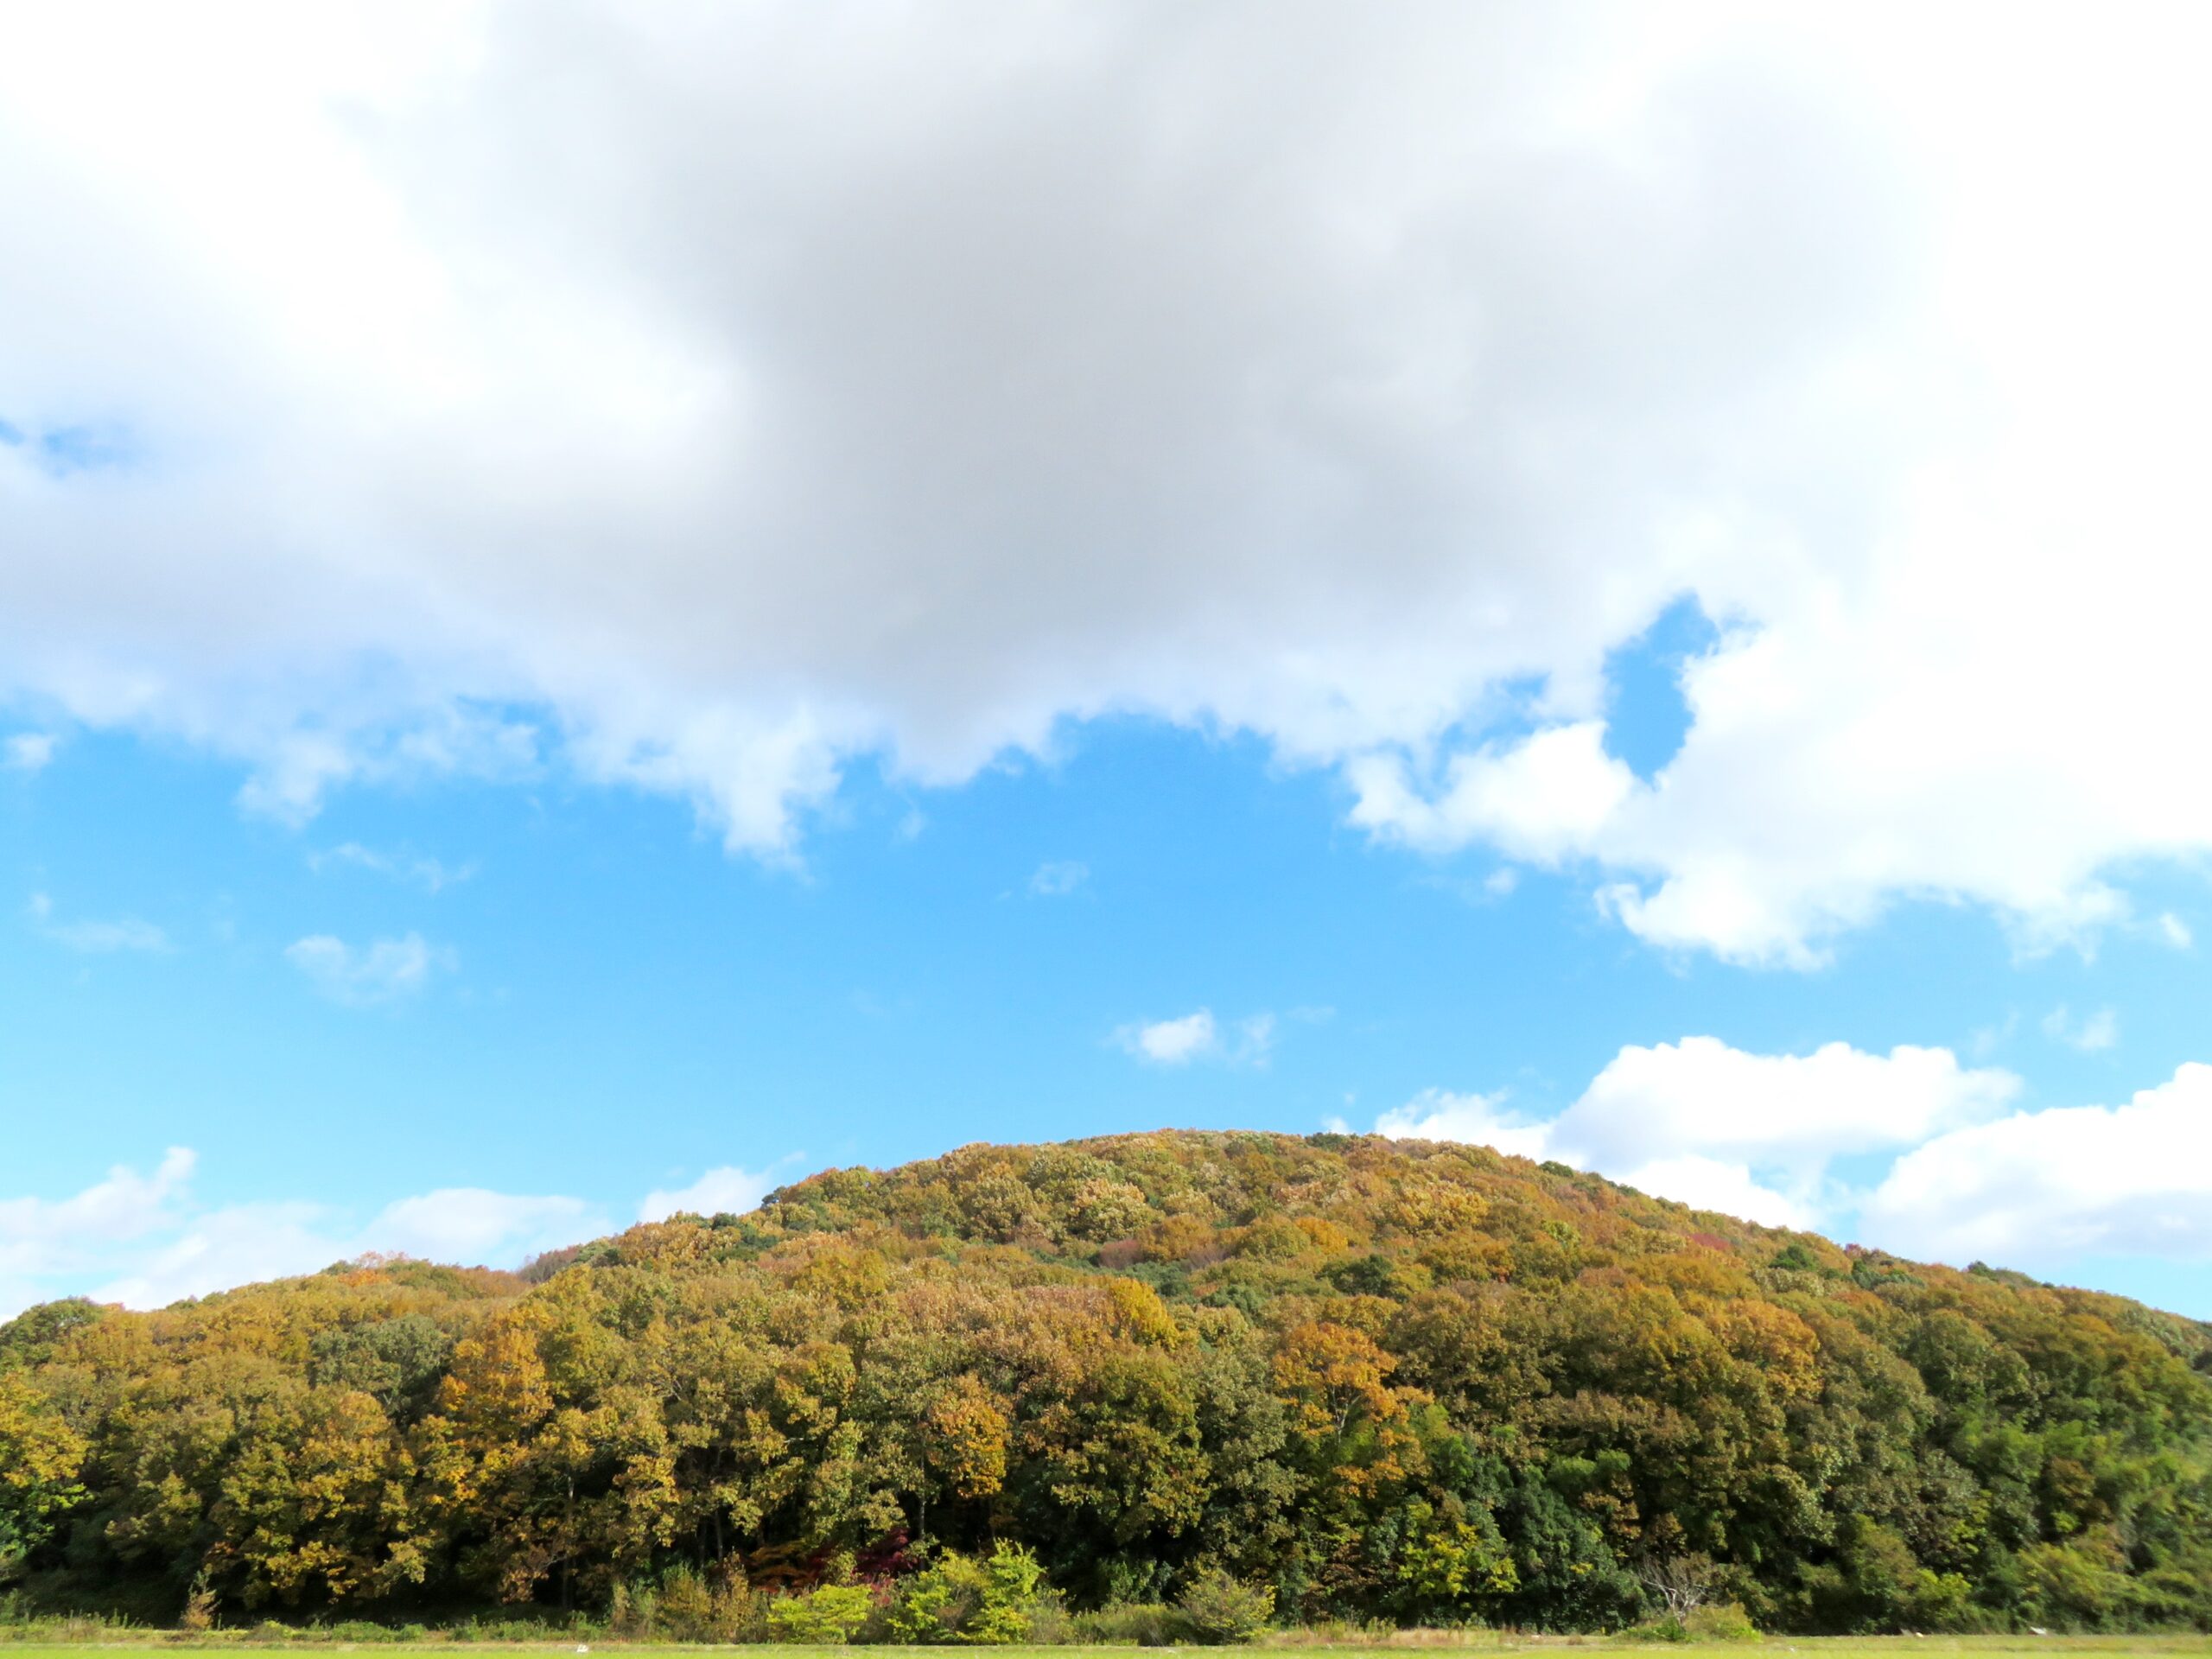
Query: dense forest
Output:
[[3, 1131, 2209, 1636]]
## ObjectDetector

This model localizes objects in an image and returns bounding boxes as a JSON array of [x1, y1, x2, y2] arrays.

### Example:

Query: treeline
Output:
[[2, 1131, 2209, 1635]]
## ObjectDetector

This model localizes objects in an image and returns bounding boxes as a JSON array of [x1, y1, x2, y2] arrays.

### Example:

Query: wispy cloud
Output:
[[1967, 1012, 2019, 1060], [1119, 1010, 1218, 1065], [309, 842, 476, 893], [286, 931, 451, 1006], [3, 733, 55, 772], [1236, 1013, 1276, 1064], [2043, 1004, 2119, 1053], [1028, 860, 1089, 898], [27, 891, 171, 954], [1116, 1007, 1274, 1067]]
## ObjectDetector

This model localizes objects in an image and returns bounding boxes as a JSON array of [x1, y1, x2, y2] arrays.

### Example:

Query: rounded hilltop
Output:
[[4, 1128, 2207, 1634]]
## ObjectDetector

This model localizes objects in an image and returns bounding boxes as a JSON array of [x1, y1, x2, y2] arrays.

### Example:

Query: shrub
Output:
[[767, 1583, 876, 1644], [1683, 1602, 1759, 1642], [887, 1543, 1046, 1644], [607, 1580, 652, 1640], [609, 1561, 756, 1643], [179, 1572, 218, 1634], [1071, 1602, 1189, 1647], [1175, 1568, 1274, 1644], [970, 1544, 1046, 1644], [658, 1562, 721, 1641], [1019, 1599, 1077, 1645], [887, 1560, 970, 1644]]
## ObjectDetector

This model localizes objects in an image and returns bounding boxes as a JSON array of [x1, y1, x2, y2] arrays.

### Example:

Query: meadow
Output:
[[2, 1639, 2211, 1657]]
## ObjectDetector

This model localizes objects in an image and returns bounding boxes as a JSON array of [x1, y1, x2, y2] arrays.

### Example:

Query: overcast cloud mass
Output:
[[6, 2, 2208, 964]]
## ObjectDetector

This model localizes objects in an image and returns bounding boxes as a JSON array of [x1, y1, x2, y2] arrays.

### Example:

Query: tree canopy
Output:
[[3, 1131, 2208, 1633]]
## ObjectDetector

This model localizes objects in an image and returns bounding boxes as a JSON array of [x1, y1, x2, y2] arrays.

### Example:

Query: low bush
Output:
[[766, 1583, 876, 1644], [1019, 1598, 1077, 1645], [1176, 1569, 1275, 1644], [885, 1543, 1046, 1644], [1682, 1602, 1758, 1642], [611, 1560, 760, 1642], [1070, 1601, 1189, 1646]]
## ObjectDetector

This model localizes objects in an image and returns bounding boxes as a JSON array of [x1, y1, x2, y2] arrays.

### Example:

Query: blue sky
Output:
[[7, 654, 2209, 1318], [4, 4, 2211, 1319]]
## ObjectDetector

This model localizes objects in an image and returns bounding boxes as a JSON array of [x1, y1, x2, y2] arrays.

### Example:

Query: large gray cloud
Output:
[[4, 3, 2206, 957]]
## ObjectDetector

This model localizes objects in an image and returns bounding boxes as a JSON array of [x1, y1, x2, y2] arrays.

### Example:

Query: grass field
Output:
[[2, 1642, 2209, 1656]]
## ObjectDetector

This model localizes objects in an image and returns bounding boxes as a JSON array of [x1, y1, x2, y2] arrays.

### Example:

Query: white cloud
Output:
[[0, 1149, 300, 1315], [1614, 1154, 1812, 1230], [1115, 1007, 1275, 1067], [285, 931, 449, 1005], [0, 1150, 616, 1318], [1029, 861, 1089, 898], [1566, 1038, 2019, 1178], [2158, 912, 2192, 950], [0, 1147, 194, 1277], [310, 842, 475, 892], [1376, 1088, 1554, 1163], [639, 1166, 778, 1224], [3, 733, 55, 772], [366, 1189, 597, 1262], [27, 890, 171, 954], [1382, 1037, 2018, 1227], [92, 1201, 340, 1312], [5, 8, 2210, 957], [2042, 1004, 2118, 1053], [1119, 1010, 1219, 1066], [1349, 723, 1637, 863], [90, 1189, 610, 1312], [1864, 1063, 2212, 1263]]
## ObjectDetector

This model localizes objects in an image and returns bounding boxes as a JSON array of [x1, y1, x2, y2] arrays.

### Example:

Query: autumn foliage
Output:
[[1, 1131, 2208, 1634]]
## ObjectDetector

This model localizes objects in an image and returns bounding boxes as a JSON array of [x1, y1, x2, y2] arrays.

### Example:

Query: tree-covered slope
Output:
[[3, 1131, 2209, 1632]]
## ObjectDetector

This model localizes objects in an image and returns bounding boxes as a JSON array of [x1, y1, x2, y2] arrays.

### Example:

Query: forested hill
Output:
[[3, 1131, 2210, 1633]]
